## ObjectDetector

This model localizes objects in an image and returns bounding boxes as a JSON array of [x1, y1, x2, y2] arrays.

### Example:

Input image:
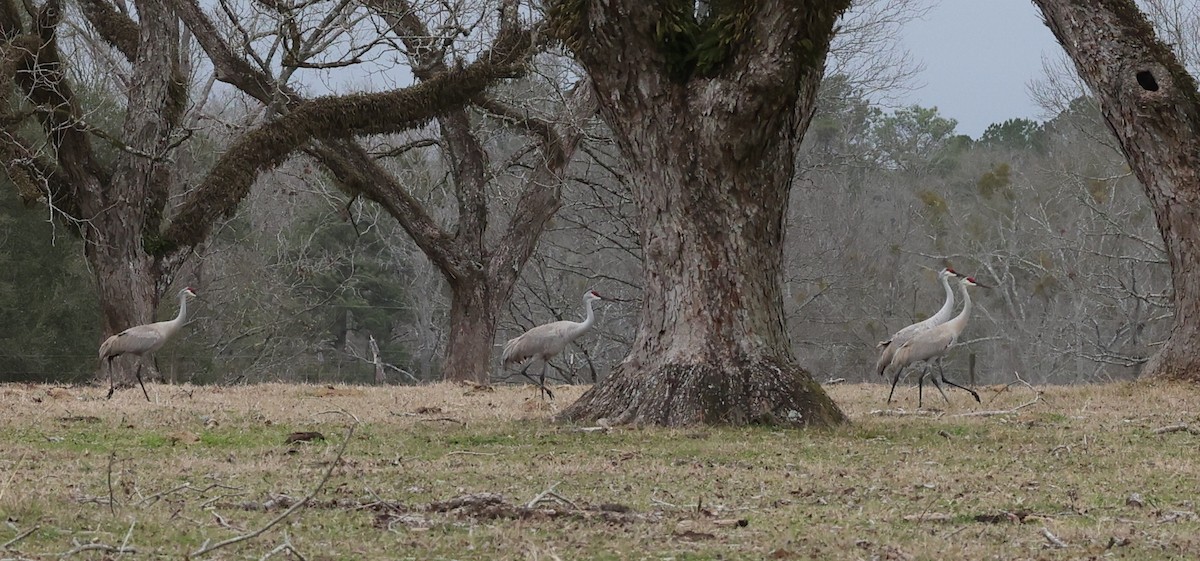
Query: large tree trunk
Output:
[[554, 1, 850, 426], [443, 274, 503, 383], [1033, 0, 1200, 381], [562, 134, 844, 425]]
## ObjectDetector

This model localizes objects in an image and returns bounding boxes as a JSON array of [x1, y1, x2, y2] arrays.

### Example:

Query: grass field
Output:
[[0, 379, 1198, 560]]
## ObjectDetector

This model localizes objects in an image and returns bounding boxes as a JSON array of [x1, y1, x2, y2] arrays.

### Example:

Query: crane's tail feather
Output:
[[98, 335, 117, 361], [500, 336, 526, 366]]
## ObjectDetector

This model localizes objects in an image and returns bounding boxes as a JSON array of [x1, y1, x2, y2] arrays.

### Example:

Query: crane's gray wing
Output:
[[106, 326, 166, 355], [502, 321, 576, 365], [892, 328, 955, 366]]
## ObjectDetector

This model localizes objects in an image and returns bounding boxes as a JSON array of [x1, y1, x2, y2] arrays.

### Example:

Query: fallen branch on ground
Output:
[[60, 542, 137, 557], [526, 482, 578, 510], [1041, 527, 1068, 548], [868, 409, 941, 417], [1152, 424, 1200, 435], [1, 525, 39, 549]]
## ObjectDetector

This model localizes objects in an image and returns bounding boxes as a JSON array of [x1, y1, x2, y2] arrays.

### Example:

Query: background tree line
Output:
[[0, 0, 1192, 399]]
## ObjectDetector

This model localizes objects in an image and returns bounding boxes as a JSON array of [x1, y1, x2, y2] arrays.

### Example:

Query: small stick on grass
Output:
[[526, 482, 578, 510], [1041, 526, 1068, 548], [107, 452, 118, 515], [118, 519, 136, 559], [61, 543, 137, 557], [190, 419, 357, 557], [1152, 424, 1200, 435], [0, 453, 25, 503], [138, 483, 192, 506], [259, 534, 307, 561], [445, 451, 498, 457], [1, 525, 39, 549]]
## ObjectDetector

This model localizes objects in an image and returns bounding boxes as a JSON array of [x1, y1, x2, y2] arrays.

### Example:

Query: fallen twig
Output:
[[138, 483, 192, 506], [445, 451, 498, 457], [1041, 526, 1068, 548], [526, 482, 578, 510], [118, 519, 136, 559], [107, 452, 118, 515], [650, 497, 680, 509], [868, 409, 940, 417], [60, 542, 137, 557], [1152, 424, 1200, 435], [1, 525, 39, 549], [190, 418, 357, 557], [259, 532, 306, 561], [0, 453, 25, 503]]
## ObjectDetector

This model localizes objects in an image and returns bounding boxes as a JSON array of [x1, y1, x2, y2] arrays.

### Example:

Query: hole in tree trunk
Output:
[[1136, 70, 1159, 91]]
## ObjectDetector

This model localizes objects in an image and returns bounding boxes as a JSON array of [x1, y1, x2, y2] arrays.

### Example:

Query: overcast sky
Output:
[[895, 1, 1067, 138]]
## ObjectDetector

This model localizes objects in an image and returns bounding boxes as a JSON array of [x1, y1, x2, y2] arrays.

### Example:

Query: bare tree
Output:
[[1033, 0, 1200, 381], [173, 0, 596, 383], [0, 0, 535, 387], [551, 1, 851, 426]]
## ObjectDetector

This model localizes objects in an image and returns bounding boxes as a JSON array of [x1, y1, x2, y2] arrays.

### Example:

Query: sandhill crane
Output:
[[502, 290, 606, 399], [883, 276, 985, 408], [99, 287, 197, 401], [874, 267, 962, 378]]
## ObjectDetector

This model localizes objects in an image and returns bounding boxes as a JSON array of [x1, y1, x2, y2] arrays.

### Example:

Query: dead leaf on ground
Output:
[[285, 431, 325, 444]]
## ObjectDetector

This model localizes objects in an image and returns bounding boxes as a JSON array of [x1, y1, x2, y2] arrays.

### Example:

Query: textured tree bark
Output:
[[553, 1, 850, 426], [87, 0, 183, 386], [442, 273, 503, 383], [1033, 0, 1200, 381], [0, 0, 184, 388]]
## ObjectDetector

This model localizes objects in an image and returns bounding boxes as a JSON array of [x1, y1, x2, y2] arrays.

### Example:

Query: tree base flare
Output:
[[558, 359, 847, 428], [1141, 334, 1200, 382]]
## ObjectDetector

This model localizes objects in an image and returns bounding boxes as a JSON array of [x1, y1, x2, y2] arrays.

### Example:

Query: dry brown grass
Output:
[[1, 379, 1198, 560]]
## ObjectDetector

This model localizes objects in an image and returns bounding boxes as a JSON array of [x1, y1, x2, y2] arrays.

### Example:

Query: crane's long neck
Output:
[[579, 296, 596, 331], [168, 291, 190, 331], [930, 273, 957, 325], [945, 282, 972, 335]]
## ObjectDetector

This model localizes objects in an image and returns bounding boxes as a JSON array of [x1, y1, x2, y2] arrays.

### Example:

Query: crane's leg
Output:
[[917, 366, 925, 408], [105, 358, 116, 400], [887, 366, 906, 404], [135, 362, 150, 402], [937, 358, 980, 403], [928, 359, 950, 405], [514, 363, 539, 389], [539, 361, 554, 400]]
